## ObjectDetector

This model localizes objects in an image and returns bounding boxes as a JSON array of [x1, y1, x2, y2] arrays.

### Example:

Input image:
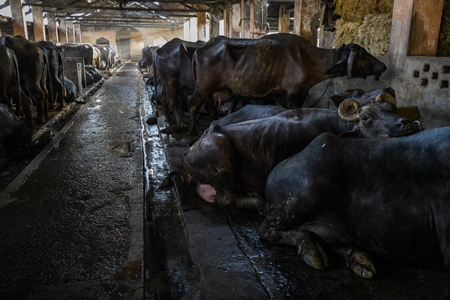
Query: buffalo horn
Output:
[[375, 92, 397, 106], [338, 99, 361, 122], [346, 49, 357, 79]]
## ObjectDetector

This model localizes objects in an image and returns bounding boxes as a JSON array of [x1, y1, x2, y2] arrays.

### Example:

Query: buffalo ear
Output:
[[326, 62, 345, 76], [326, 44, 348, 75], [330, 95, 345, 108], [339, 130, 362, 138]]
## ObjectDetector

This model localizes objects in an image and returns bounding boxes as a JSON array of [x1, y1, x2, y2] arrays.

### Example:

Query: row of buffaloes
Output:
[[143, 33, 450, 279], [0, 36, 121, 158]]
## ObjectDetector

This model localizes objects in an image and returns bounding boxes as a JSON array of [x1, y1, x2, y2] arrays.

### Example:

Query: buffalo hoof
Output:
[[160, 124, 188, 134], [345, 249, 377, 279], [298, 237, 329, 270], [146, 116, 157, 125], [158, 171, 178, 189]]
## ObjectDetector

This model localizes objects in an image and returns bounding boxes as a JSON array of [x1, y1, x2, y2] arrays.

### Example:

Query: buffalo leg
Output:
[[188, 89, 208, 135], [329, 245, 376, 279], [259, 216, 329, 270]]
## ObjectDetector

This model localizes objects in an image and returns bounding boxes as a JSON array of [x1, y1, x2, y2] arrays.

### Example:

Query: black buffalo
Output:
[[187, 33, 387, 135], [0, 43, 33, 129], [37, 40, 66, 110], [141, 45, 159, 73], [182, 94, 419, 212], [59, 43, 95, 67], [0, 103, 31, 158], [1, 36, 50, 125], [330, 86, 395, 108], [209, 87, 397, 128], [63, 76, 77, 103], [260, 126, 450, 278], [154, 38, 206, 125]]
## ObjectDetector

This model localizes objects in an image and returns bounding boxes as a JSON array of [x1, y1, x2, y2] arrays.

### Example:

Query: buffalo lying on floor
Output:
[[209, 87, 398, 128], [330, 86, 395, 108], [187, 33, 387, 135], [260, 126, 450, 278], [182, 94, 420, 212], [64, 76, 77, 103], [0, 103, 31, 158]]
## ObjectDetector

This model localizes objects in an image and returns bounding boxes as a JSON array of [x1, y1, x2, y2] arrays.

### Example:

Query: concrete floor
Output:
[[0, 62, 449, 300]]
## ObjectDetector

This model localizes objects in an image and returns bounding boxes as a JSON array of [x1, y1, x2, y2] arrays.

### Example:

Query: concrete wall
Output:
[[80, 25, 184, 62], [309, 0, 450, 128]]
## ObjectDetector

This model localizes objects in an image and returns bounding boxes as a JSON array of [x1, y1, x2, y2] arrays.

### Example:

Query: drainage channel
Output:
[[140, 83, 201, 299]]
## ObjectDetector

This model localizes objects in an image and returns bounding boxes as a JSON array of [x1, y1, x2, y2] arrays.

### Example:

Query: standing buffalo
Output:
[[95, 45, 112, 70], [59, 43, 95, 66], [37, 41, 66, 110], [154, 38, 206, 126], [182, 94, 420, 212], [0, 43, 33, 129], [1, 36, 50, 125], [188, 33, 387, 135], [141, 45, 159, 73], [260, 126, 450, 278]]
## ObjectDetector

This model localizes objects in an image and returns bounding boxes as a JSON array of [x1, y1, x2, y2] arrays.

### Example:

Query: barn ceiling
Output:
[[20, 0, 293, 29]]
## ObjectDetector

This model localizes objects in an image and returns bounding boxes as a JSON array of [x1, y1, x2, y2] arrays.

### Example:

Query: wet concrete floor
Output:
[[0, 62, 449, 300]]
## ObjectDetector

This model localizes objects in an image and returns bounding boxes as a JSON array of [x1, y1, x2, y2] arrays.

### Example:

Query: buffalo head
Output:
[[327, 44, 387, 79], [338, 93, 420, 138]]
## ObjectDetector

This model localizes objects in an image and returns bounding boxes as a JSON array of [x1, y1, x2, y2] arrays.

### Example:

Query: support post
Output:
[[47, 12, 58, 43], [10, 0, 26, 38], [408, 0, 445, 56], [278, 5, 290, 33], [197, 12, 207, 41], [293, 0, 320, 44], [31, 6, 45, 41]]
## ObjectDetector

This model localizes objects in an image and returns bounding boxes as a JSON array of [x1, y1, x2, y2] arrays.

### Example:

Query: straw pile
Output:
[[333, 0, 393, 56]]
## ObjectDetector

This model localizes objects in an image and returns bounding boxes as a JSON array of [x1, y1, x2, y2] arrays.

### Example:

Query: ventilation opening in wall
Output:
[[413, 71, 420, 77], [443, 66, 450, 74], [423, 64, 430, 72], [421, 78, 428, 86], [441, 80, 448, 88], [432, 72, 439, 79]]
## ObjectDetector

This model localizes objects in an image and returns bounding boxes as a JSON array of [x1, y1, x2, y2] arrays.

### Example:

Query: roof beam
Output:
[[24, 3, 209, 13]]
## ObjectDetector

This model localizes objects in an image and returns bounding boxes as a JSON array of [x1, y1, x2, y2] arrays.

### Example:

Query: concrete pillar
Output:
[[197, 12, 207, 41], [223, 2, 231, 37], [75, 23, 82, 43], [387, 0, 413, 77], [47, 12, 58, 43], [59, 18, 67, 44], [240, 0, 250, 38], [231, 3, 241, 38], [66, 20, 73, 43], [408, 0, 444, 56], [72, 22, 76, 43], [278, 5, 290, 33], [10, 0, 26, 38], [31, 6, 45, 41], [293, 0, 320, 44], [250, 0, 268, 38], [210, 5, 221, 38]]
